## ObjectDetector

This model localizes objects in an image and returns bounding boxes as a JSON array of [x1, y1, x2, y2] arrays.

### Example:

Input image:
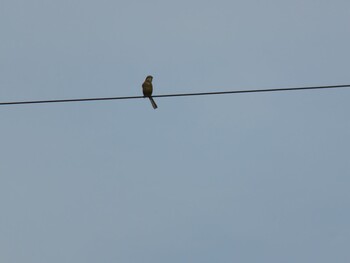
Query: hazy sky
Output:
[[1, 0, 350, 262]]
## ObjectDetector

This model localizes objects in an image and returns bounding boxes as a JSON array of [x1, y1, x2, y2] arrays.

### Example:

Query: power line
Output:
[[0, 84, 349, 106]]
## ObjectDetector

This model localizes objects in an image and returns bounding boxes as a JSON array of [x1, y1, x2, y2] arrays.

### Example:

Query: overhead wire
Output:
[[0, 84, 349, 106]]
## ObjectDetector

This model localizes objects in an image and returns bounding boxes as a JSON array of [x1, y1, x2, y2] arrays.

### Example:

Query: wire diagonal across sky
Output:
[[0, 84, 349, 106]]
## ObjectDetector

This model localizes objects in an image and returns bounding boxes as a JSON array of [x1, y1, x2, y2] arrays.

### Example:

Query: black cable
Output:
[[0, 84, 349, 106]]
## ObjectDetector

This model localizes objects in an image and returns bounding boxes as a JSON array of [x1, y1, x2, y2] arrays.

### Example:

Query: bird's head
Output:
[[145, 75, 153, 82]]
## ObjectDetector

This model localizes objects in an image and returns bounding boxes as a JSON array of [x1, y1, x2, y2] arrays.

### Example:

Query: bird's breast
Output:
[[142, 82, 153, 96]]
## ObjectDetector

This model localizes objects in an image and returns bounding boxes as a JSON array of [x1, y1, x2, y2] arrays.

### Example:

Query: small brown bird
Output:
[[142, 75, 158, 109]]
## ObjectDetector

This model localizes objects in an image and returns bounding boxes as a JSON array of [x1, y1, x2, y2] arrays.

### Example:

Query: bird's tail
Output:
[[149, 97, 158, 109]]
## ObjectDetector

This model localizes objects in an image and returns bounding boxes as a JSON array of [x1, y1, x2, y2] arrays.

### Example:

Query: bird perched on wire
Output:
[[142, 75, 158, 109]]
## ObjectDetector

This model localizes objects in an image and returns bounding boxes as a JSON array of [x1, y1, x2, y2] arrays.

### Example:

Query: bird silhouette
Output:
[[142, 75, 158, 109]]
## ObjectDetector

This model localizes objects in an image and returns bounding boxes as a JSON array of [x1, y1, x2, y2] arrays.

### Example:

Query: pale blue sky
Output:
[[1, 0, 350, 262]]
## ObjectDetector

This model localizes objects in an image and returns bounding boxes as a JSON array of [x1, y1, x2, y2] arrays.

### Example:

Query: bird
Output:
[[142, 75, 158, 109]]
